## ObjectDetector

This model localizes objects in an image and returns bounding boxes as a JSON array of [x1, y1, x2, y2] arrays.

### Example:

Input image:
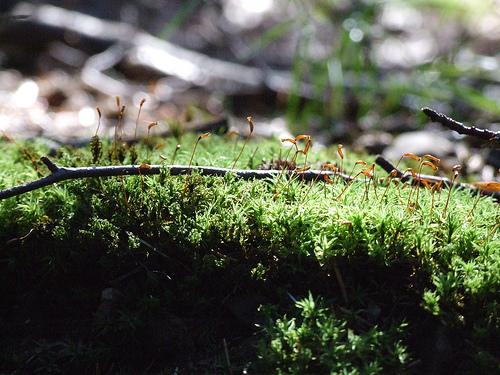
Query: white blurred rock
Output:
[[383, 130, 454, 162]]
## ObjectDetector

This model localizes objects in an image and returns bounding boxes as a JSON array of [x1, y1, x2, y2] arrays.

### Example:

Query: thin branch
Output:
[[374, 156, 404, 180], [0, 157, 354, 200], [376, 155, 449, 185], [40, 156, 59, 173], [422, 107, 500, 143], [375, 155, 500, 200]]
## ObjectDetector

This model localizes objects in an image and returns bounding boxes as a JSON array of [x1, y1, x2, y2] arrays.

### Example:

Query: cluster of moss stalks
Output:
[[0, 135, 498, 374]]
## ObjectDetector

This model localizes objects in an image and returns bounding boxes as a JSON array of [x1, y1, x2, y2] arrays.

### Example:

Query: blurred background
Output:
[[0, 0, 499, 178]]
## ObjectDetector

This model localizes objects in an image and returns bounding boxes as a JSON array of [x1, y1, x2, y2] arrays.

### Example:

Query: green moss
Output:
[[255, 293, 410, 374], [0, 136, 498, 373]]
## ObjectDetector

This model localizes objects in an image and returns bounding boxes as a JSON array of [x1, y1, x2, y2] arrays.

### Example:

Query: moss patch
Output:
[[0, 136, 498, 373]]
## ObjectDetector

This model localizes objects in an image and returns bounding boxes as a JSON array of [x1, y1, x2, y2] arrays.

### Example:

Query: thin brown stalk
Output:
[[380, 169, 398, 202], [134, 98, 146, 139], [443, 165, 461, 216], [232, 116, 254, 169], [171, 144, 181, 164], [94, 107, 102, 137], [414, 160, 438, 209]]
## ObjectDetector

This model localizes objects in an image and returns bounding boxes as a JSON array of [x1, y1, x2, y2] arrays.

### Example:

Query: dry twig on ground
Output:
[[0, 157, 354, 200], [422, 107, 500, 143], [375, 155, 500, 200]]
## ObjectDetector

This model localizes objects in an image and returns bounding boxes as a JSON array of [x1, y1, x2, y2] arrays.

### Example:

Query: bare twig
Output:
[[374, 156, 404, 180], [0, 157, 355, 200], [375, 155, 500, 200], [40, 156, 59, 173], [422, 107, 500, 143], [376, 155, 456, 187]]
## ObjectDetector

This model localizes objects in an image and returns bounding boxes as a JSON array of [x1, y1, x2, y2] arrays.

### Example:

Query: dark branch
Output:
[[373, 156, 404, 180], [0, 157, 354, 200], [422, 107, 500, 143], [375, 155, 500, 200], [376, 155, 450, 186], [40, 156, 59, 173]]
